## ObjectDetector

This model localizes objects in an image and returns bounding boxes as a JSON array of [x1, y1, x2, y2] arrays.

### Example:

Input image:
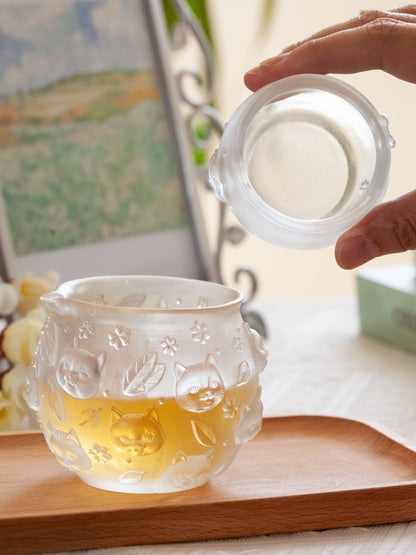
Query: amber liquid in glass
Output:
[[38, 377, 260, 492]]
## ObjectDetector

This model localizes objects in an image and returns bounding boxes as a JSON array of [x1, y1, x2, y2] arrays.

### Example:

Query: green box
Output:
[[356, 264, 416, 354]]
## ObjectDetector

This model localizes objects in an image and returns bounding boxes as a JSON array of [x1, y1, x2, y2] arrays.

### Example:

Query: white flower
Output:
[[161, 337, 178, 356], [79, 320, 95, 339], [223, 396, 240, 418], [191, 321, 210, 344], [108, 326, 130, 350], [232, 336, 244, 352], [89, 444, 111, 463]]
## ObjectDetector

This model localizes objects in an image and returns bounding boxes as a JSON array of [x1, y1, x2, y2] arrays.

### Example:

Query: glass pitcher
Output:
[[24, 275, 268, 493]]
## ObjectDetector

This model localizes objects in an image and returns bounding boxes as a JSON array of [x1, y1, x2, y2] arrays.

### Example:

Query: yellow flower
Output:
[[0, 365, 38, 430], [0, 389, 21, 430], [0, 282, 18, 315], [2, 362, 29, 412], [2, 317, 43, 364], [12, 270, 59, 316], [0, 270, 61, 431]]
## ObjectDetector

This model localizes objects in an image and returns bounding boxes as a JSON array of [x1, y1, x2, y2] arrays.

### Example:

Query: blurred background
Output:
[[201, 0, 414, 297]]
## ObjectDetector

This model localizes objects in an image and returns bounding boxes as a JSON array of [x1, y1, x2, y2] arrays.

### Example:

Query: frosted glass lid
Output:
[[209, 75, 394, 250]]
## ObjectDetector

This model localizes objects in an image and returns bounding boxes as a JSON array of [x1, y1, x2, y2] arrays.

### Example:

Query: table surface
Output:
[[50, 296, 416, 554]]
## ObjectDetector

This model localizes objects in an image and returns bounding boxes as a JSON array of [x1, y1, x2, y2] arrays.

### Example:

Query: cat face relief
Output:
[[110, 405, 164, 457], [244, 323, 268, 373], [56, 348, 105, 399], [235, 386, 263, 444], [175, 355, 225, 413], [48, 426, 92, 472], [163, 449, 213, 490]]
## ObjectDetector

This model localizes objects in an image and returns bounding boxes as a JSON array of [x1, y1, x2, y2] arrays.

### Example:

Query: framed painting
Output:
[[0, 0, 212, 283]]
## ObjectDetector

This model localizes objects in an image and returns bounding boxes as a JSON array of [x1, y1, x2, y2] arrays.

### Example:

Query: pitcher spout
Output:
[[40, 291, 67, 315]]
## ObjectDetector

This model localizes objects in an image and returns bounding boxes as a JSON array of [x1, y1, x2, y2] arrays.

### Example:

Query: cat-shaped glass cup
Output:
[[24, 275, 268, 493]]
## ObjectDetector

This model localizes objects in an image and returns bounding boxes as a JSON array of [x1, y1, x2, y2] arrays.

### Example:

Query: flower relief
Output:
[[79, 320, 95, 340], [108, 326, 130, 350], [223, 396, 240, 418], [191, 321, 210, 345], [232, 335, 244, 352], [89, 444, 111, 463], [161, 337, 178, 356]]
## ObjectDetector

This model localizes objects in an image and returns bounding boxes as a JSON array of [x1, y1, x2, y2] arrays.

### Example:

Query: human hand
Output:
[[244, 6, 416, 268], [245, 6, 416, 91]]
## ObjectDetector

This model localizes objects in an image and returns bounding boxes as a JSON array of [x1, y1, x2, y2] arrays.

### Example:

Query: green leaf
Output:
[[162, 0, 214, 53], [258, 0, 279, 35]]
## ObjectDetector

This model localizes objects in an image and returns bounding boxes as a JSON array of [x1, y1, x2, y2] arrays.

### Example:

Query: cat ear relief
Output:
[[25, 275, 268, 493]]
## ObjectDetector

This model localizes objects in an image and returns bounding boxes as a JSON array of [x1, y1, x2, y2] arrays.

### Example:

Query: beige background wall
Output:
[[206, 0, 415, 297]]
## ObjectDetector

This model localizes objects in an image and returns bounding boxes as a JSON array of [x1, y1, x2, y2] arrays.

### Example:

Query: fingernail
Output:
[[245, 53, 291, 79], [245, 67, 261, 77], [244, 68, 266, 90], [336, 235, 379, 269]]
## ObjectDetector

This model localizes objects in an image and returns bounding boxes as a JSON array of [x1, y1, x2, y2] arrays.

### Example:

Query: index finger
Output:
[[244, 18, 416, 90], [281, 7, 416, 54]]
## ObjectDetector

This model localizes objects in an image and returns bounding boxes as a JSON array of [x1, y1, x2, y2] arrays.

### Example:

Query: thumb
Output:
[[335, 190, 416, 269]]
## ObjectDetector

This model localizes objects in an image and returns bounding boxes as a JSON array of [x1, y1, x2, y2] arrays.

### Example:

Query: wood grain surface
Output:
[[2, 415, 416, 555]]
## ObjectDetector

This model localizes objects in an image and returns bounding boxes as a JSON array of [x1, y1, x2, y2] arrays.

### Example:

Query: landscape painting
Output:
[[0, 0, 189, 258]]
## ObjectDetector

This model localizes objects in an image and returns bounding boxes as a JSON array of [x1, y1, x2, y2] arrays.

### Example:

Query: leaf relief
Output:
[[39, 318, 58, 367], [237, 361, 251, 386], [79, 407, 101, 429], [122, 353, 165, 396], [48, 382, 65, 423], [191, 419, 217, 447]]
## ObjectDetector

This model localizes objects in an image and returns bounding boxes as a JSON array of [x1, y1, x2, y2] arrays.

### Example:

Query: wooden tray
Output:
[[3, 415, 416, 555]]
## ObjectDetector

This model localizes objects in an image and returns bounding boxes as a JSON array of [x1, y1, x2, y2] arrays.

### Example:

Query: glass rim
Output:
[[41, 275, 244, 313]]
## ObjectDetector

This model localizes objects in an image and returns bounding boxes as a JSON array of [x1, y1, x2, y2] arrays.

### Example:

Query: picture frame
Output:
[[0, 0, 213, 283]]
